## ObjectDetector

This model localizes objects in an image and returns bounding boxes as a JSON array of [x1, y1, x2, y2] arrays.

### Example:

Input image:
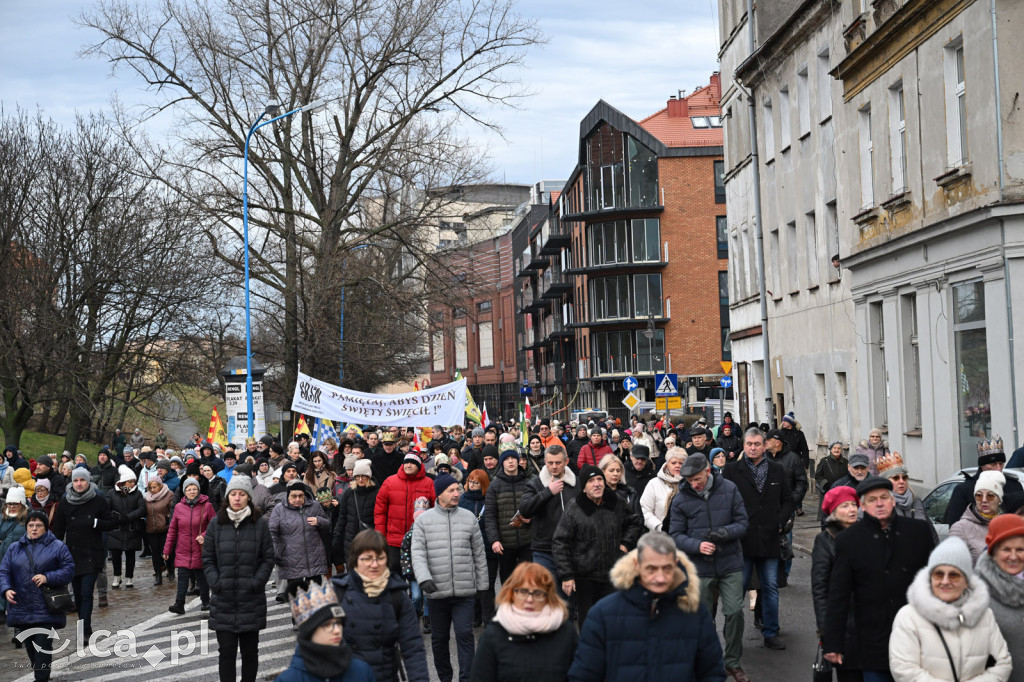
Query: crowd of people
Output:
[[0, 415, 1021, 682]]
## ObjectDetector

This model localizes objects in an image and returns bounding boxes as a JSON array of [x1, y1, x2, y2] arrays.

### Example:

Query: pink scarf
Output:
[[493, 603, 565, 635]]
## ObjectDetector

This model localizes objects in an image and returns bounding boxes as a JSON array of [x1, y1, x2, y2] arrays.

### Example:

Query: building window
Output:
[[769, 226, 781, 299], [805, 211, 819, 287], [868, 301, 887, 428], [901, 294, 921, 430], [454, 326, 468, 369], [944, 40, 968, 168], [631, 218, 661, 263], [478, 321, 494, 367], [453, 307, 466, 319], [817, 47, 832, 122], [592, 330, 634, 375], [585, 122, 660, 211], [953, 280, 989, 467], [719, 271, 730, 360], [627, 135, 660, 207], [633, 274, 663, 318], [714, 160, 725, 204], [797, 66, 810, 137], [431, 331, 445, 372], [779, 86, 791, 149], [716, 216, 728, 258], [588, 220, 628, 265], [785, 221, 798, 294], [721, 327, 732, 361], [859, 105, 874, 209], [636, 329, 666, 373], [477, 300, 492, 313], [889, 82, 907, 194], [590, 275, 630, 320], [825, 200, 840, 283], [763, 99, 775, 158]]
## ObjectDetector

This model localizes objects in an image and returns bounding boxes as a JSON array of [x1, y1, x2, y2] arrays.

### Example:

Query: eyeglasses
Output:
[[975, 492, 999, 502], [357, 555, 385, 565], [932, 569, 963, 581], [512, 588, 547, 601]]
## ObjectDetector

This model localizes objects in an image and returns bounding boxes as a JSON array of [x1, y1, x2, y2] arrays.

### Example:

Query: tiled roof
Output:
[[638, 75, 723, 148]]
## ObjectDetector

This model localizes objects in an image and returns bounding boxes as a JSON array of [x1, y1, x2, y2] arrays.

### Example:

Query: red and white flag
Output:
[[524, 396, 531, 422], [481, 402, 489, 427]]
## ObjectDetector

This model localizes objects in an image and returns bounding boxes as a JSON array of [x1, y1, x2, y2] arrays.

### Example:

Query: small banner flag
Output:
[[294, 414, 311, 438]]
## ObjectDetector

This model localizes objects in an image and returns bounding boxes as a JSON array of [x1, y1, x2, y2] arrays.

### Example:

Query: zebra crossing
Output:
[[16, 587, 299, 681]]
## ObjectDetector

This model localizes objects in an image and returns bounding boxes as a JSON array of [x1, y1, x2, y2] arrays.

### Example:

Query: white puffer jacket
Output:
[[639, 466, 681, 531], [889, 566, 1011, 682]]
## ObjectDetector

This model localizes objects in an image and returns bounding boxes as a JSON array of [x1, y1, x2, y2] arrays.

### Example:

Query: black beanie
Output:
[[26, 510, 50, 532]]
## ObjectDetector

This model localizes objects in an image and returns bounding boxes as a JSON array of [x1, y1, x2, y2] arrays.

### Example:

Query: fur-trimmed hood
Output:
[[539, 465, 576, 488], [609, 548, 701, 614], [975, 551, 1024, 608], [906, 564, 991, 629]]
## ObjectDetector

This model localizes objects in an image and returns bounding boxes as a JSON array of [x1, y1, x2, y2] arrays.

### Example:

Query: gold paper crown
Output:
[[875, 451, 905, 476], [978, 436, 1004, 457], [289, 580, 342, 629]]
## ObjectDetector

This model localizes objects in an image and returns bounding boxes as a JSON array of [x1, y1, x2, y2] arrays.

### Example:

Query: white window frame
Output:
[[432, 330, 445, 372], [454, 326, 468, 369], [859, 104, 874, 209], [478, 321, 493, 368], [888, 82, 907, 194], [943, 39, 968, 168]]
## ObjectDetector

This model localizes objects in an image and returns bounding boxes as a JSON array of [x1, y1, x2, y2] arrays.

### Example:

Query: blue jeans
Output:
[[743, 557, 779, 638], [72, 573, 98, 637], [409, 580, 429, 617], [428, 596, 475, 682]]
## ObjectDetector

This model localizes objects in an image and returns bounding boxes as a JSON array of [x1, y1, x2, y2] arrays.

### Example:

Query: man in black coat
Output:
[[779, 412, 810, 469], [518, 444, 577, 589], [369, 431, 403, 483], [942, 439, 1023, 524], [766, 429, 807, 585], [33, 454, 67, 500], [623, 444, 657, 497], [823, 477, 935, 678], [722, 427, 794, 651]]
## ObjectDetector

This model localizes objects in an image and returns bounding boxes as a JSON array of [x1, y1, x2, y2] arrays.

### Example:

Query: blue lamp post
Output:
[[242, 99, 325, 437], [339, 243, 376, 387]]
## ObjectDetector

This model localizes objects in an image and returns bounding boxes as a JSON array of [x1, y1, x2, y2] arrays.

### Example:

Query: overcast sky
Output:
[[1, 0, 722, 185]]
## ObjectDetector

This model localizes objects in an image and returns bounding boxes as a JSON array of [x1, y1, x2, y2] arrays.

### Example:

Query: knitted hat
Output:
[[225, 474, 253, 498], [234, 463, 253, 477], [1002, 490, 1024, 515], [36, 454, 54, 469], [481, 444, 500, 462], [353, 460, 372, 478], [290, 580, 345, 639], [471, 427, 485, 438], [498, 446, 519, 468], [182, 477, 201, 492], [578, 465, 604, 487], [926, 536, 973, 577], [985, 514, 1024, 554], [222, 450, 237, 461], [26, 510, 49, 531], [434, 473, 458, 498], [5, 486, 27, 507], [403, 453, 422, 470], [590, 427, 603, 437], [279, 461, 298, 477], [156, 459, 172, 472], [343, 454, 358, 471], [975, 470, 1006, 500], [412, 496, 431, 521], [680, 453, 709, 478], [782, 412, 797, 426], [630, 444, 650, 460], [117, 464, 137, 484], [33, 478, 51, 492], [140, 450, 157, 462], [709, 447, 725, 460], [856, 476, 892, 497], [71, 467, 91, 482], [822, 486, 860, 515]]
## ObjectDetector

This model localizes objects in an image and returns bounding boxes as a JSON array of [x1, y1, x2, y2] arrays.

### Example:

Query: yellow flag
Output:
[[208, 407, 229, 449]]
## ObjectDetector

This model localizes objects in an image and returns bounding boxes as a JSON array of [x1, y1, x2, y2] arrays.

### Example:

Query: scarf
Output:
[[745, 456, 769, 492], [493, 603, 566, 635], [356, 568, 391, 598], [892, 488, 914, 509], [297, 638, 353, 680], [65, 481, 97, 505], [227, 505, 251, 528], [145, 485, 172, 504]]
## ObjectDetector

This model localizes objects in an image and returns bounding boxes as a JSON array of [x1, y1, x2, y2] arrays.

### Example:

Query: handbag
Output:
[[27, 545, 75, 615], [812, 643, 833, 682]]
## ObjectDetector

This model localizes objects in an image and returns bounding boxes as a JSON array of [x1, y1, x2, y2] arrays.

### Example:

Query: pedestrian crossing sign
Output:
[[655, 373, 678, 396]]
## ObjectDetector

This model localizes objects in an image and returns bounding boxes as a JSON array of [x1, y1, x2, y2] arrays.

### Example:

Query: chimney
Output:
[[710, 72, 722, 98], [667, 94, 688, 118]]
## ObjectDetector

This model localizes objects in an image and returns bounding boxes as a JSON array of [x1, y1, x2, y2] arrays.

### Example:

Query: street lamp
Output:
[[242, 98, 326, 438], [339, 243, 377, 386]]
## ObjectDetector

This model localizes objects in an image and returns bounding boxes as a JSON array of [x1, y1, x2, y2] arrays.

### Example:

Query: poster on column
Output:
[[225, 380, 268, 444], [290, 371, 467, 427]]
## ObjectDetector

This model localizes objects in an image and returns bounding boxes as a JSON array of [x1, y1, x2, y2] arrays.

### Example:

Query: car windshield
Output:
[[923, 481, 957, 523]]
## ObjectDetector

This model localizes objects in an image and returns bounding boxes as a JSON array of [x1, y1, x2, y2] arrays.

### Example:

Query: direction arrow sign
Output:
[[655, 373, 678, 396], [622, 376, 638, 392], [720, 376, 733, 388], [621, 391, 641, 412]]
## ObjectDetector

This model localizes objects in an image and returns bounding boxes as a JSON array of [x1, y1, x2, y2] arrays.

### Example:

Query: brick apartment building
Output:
[[555, 73, 730, 416]]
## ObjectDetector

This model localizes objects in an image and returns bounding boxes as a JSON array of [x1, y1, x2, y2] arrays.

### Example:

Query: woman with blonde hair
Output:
[[471, 561, 577, 681], [639, 447, 687, 532], [598, 454, 641, 518]]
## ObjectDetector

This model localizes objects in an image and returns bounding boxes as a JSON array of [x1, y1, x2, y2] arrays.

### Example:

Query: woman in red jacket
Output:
[[374, 453, 435, 573], [163, 477, 215, 614]]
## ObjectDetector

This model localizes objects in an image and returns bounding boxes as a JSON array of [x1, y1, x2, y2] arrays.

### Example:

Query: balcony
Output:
[[539, 263, 572, 300], [568, 314, 670, 330], [564, 260, 667, 276], [535, 216, 571, 255]]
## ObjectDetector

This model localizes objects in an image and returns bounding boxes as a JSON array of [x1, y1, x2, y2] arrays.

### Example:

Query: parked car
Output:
[[922, 468, 1023, 539]]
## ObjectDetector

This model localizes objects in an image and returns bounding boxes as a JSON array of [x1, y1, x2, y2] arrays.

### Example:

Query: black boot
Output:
[[154, 573, 163, 587], [168, 602, 185, 615], [422, 615, 431, 634]]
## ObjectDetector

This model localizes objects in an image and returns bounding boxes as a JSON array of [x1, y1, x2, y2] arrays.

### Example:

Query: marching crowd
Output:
[[0, 415, 1022, 682]]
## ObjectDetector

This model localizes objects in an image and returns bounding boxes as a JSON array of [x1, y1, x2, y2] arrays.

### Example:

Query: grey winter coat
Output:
[[975, 551, 1024, 682], [668, 474, 748, 578], [268, 497, 331, 579], [410, 503, 488, 599]]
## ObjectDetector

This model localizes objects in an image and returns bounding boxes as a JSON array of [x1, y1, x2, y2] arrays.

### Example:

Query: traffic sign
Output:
[[621, 391, 641, 412], [656, 396, 682, 410], [655, 373, 678, 396], [721, 361, 733, 374], [622, 376, 638, 392], [720, 376, 733, 388]]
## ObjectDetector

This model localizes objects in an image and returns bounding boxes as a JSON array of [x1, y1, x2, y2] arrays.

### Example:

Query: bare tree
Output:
[[80, 0, 542, 398]]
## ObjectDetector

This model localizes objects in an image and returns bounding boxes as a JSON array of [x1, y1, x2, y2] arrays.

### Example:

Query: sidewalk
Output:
[[793, 489, 822, 556]]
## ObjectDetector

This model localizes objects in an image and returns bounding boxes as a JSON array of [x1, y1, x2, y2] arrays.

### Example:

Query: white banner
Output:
[[290, 371, 467, 427]]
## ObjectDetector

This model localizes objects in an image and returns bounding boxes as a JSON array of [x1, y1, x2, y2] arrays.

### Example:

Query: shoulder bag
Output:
[[27, 544, 75, 614]]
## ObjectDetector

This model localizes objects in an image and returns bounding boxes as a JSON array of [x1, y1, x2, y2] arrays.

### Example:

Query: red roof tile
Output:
[[638, 73, 723, 148]]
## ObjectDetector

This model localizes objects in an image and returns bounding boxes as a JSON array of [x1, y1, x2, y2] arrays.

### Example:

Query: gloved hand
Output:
[[419, 580, 438, 595], [781, 518, 794, 534], [708, 528, 729, 544], [476, 590, 488, 601]]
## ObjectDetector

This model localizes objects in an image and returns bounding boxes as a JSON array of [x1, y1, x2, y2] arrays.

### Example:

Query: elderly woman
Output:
[[889, 537, 1011, 682], [855, 428, 889, 477], [29, 480, 58, 525], [639, 447, 686, 532], [950, 471, 1005, 565], [164, 477, 215, 614], [144, 478, 175, 585], [268, 480, 331, 596], [811, 487, 861, 682], [0, 487, 28, 621], [975, 515, 1024, 682]]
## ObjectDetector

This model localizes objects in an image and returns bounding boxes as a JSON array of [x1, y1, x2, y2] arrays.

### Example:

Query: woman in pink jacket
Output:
[[163, 477, 215, 614]]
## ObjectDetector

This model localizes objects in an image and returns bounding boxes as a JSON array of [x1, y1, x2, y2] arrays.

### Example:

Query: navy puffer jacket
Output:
[[668, 474, 749, 578], [333, 571, 429, 682], [568, 549, 726, 681], [0, 531, 75, 628]]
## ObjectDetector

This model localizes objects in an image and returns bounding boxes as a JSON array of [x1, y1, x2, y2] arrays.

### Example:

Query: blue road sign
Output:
[[655, 373, 679, 396], [720, 376, 733, 388], [622, 376, 638, 392]]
